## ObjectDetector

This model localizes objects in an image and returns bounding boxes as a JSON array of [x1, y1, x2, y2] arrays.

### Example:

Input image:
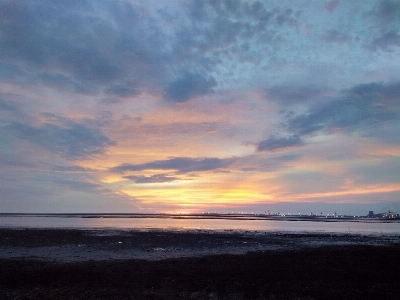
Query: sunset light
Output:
[[1, 0, 399, 215]]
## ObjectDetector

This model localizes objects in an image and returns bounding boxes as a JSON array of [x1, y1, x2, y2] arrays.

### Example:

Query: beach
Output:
[[1, 228, 400, 299]]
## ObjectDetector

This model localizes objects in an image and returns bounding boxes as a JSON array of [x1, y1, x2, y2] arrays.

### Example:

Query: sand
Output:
[[1, 228, 398, 262], [1, 228, 400, 299]]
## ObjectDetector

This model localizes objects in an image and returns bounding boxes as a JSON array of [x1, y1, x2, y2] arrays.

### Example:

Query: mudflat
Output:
[[1, 228, 399, 299]]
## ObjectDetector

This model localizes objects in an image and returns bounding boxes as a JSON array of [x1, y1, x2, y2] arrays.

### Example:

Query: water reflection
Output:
[[1, 215, 400, 235]]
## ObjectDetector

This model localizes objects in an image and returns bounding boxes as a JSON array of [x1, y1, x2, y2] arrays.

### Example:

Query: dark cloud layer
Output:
[[8, 121, 114, 159], [123, 174, 180, 184], [287, 82, 399, 136], [368, 30, 400, 52], [257, 135, 302, 152], [165, 72, 217, 102], [0, 0, 307, 102], [0, 0, 164, 96], [367, 0, 400, 51], [1, 1, 119, 80], [1, 0, 398, 107], [258, 82, 400, 151], [111, 157, 236, 174], [374, 0, 400, 23]]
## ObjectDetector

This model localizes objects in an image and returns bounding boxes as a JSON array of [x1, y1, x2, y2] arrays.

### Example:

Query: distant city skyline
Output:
[[1, 0, 399, 215]]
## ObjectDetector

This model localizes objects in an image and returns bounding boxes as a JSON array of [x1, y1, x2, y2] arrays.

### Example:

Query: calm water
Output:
[[1, 214, 400, 236]]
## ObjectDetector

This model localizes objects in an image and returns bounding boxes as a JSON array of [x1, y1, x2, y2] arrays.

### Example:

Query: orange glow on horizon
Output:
[[121, 185, 273, 207]]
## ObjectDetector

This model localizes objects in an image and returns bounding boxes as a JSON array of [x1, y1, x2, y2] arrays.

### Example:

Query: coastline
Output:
[[1, 228, 399, 262], [1, 228, 400, 299]]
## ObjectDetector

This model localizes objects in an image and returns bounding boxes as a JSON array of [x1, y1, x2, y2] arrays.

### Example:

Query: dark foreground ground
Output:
[[1, 229, 400, 299]]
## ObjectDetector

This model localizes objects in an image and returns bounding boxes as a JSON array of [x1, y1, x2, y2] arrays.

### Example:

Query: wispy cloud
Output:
[[111, 157, 236, 174], [257, 135, 303, 152], [258, 82, 400, 152], [7, 121, 114, 159], [123, 174, 181, 184]]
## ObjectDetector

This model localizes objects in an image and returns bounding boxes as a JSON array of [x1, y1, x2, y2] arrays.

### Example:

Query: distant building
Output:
[[367, 210, 399, 219]]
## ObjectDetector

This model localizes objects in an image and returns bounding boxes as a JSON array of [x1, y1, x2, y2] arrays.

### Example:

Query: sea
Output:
[[1, 214, 399, 236]]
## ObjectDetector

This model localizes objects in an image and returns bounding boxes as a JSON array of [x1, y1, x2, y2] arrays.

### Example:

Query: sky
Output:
[[1, 0, 400, 215]]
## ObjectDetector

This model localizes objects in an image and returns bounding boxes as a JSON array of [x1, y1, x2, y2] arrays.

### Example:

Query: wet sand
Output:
[[0, 228, 399, 262], [1, 228, 400, 299]]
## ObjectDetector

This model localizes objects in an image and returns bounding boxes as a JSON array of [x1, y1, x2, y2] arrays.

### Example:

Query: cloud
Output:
[[104, 83, 139, 98], [0, 152, 35, 169], [1, 1, 400, 213], [366, 1, 400, 52], [125, 121, 220, 136], [7, 121, 115, 159], [51, 165, 92, 172], [164, 71, 217, 102], [257, 82, 400, 151], [257, 134, 303, 152], [287, 82, 399, 136], [0, 0, 305, 104], [123, 174, 180, 183], [0, 0, 165, 96], [0, 160, 142, 213], [324, 30, 352, 44], [111, 157, 236, 174], [368, 30, 400, 52], [324, 0, 340, 13], [0, 93, 32, 123], [266, 86, 328, 104], [239, 153, 300, 172], [0, 1, 121, 83], [0, 97, 18, 112], [374, 0, 400, 23], [50, 177, 104, 193], [273, 8, 299, 27], [185, 0, 300, 52], [347, 81, 400, 101]]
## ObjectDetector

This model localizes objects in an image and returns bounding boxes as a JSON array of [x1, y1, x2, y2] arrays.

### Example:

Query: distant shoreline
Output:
[[1, 212, 399, 221]]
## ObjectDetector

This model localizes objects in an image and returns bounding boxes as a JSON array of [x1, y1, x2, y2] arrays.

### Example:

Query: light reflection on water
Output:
[[1, 215, 400, 235]]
